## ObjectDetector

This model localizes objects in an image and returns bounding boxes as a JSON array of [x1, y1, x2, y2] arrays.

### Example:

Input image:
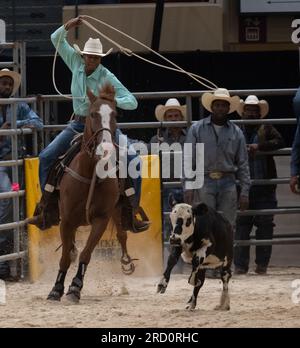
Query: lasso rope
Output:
[[80, 15, 218, 90], [52, 15, 218, 101]]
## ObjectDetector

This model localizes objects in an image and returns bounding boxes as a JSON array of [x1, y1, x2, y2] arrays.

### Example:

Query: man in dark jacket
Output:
[[234, 95, 285, 275]]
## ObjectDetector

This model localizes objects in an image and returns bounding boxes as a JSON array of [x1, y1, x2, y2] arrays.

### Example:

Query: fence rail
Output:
[[0, 88, 299, 270]]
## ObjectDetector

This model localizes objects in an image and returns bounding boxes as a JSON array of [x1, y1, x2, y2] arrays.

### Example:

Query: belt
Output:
[[207, 172, 233, 180], [74, 115, 86, 124]]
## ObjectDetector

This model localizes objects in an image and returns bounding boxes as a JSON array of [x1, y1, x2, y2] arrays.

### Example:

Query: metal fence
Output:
[[0, 88, 299, 277], [0, 97, 37, 277]]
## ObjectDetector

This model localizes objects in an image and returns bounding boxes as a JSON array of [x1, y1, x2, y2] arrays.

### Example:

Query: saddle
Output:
[[29, 137, 150, 233]]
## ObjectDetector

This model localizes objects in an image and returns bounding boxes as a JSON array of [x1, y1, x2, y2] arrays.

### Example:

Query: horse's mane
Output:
[[99, 84, 115, 103]]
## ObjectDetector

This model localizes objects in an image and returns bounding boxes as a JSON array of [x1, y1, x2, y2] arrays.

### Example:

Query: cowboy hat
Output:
[[155, 98, 187, 122], [73, 38, 113, 57], [237, 95, 269, 118], [201, 88, 240, 114], [0, 68, 21, 96]]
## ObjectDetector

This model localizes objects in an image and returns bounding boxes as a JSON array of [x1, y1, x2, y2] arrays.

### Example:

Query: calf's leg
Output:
[[186, 269, 205, 311], [215, 266, 231, 311], [157, 246, 182, 294]]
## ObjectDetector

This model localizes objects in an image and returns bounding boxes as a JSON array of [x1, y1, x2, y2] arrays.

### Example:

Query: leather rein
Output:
[[63, 126, 117, 225]]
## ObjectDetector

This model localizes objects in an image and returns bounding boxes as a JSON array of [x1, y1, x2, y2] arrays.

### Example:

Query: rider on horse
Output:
[[29, 16, 150, 233]]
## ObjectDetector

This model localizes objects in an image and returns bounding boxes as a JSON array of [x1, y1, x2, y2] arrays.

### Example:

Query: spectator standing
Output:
[[0, 69, 43, 280], [234, 95, 285, 275]]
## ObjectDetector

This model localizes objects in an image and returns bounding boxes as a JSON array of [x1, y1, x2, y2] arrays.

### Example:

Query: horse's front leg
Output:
[[47, 220, 77, 301], [65, 216, 110, 303], [113, 207, 136, 275]]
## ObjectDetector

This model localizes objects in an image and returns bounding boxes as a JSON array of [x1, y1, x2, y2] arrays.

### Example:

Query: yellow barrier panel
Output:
[[25, 158, 41, 282], [25, 155, 162, 281]]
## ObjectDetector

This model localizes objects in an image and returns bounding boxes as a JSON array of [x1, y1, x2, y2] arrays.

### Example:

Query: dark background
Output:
[[23, 50, 300, 145]]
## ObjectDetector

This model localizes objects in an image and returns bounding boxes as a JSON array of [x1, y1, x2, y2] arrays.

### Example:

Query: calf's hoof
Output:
[[186, 302, 196, 311], [157, 278, 168, 294]]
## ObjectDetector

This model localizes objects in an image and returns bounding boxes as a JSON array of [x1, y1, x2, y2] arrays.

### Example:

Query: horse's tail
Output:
[[70, 243, 78, 263]]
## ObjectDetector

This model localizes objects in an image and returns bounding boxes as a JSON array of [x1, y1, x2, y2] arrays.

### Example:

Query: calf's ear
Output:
[[192, 202, 208, 216]]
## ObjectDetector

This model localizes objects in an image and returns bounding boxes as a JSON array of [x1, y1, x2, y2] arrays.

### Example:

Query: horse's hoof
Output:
[[66, 292, 80, 303], [47, 285, 64, 301], [66, 286, 81, 303], [122, 262, 135, 275]]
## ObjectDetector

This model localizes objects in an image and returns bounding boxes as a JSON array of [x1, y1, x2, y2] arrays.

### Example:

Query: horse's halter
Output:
[[82, 126, 114, 159]]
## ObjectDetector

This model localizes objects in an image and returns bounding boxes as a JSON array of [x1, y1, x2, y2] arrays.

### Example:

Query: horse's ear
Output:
[[87, 88, 97, 103]]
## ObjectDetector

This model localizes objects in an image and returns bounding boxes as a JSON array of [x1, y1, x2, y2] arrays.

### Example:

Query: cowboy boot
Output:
[[124, 188, 150, 233], [27, 190, 60, 230]]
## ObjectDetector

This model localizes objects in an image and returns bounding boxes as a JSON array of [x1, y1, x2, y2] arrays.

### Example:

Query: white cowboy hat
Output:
[[237, 95, 269, 118], [73, 38, 113, 57], [0, 68, 21, 96], [201, 88, 240, 114], [155, 98, 187, 122]]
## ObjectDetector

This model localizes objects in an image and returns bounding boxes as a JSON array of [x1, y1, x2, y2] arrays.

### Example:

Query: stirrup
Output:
[[132, 206, 151, 233]]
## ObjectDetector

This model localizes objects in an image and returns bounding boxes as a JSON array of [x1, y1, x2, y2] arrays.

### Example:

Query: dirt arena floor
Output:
[[1, 260, 300, 328]]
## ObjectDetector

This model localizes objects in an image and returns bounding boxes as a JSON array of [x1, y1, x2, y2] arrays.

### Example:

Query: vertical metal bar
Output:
[[11, 102, 20, 277], [33, 130, 38, 157], [53, 101, 58, 125], [185, 95, 193, 128], [21, 41, 26, 97], [45, 100, 50, 146], [12, 0, 16, 42], [12, 42, 18, 97], [32, 99, 38, 156], [75, 0, 79, 40], [151, 0, 165, 51]]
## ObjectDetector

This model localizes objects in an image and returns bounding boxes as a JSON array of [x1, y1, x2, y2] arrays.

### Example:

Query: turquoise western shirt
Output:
[[51, 26, 138, 116]]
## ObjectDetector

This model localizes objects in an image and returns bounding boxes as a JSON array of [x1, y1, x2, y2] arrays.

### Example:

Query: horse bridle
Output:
[[82, 127, 115, 158]]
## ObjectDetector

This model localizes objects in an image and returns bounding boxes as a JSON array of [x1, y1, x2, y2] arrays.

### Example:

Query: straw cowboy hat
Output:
[[201, 88, 240, 114], [73, 38, 113, 57], [155, 98, 187, 122], [237, 95, 269, 118], [0, 68, 21, 96]]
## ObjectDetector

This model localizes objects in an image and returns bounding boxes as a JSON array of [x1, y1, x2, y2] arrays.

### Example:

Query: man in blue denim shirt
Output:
[[0, 68, 43, 280], [184, 88, 250, 227], [290, 87, 300, 194]]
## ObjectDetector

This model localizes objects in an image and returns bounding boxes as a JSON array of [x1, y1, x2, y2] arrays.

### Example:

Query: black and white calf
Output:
[[157, 202, 233, 311]]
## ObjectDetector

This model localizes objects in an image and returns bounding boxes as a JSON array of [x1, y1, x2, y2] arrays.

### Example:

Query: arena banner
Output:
[[25, 155, 162, 281]]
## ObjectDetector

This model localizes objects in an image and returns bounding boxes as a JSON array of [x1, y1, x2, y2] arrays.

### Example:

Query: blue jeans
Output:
[[234, 191, 277, 270], [39, 121, 84, 190], [0, 167, 13, 278], [39, 122, 142, 205], [193, 175, 237, 227]]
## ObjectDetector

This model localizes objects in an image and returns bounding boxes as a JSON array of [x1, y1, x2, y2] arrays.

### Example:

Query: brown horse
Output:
[[47, 84, 136, 302]]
